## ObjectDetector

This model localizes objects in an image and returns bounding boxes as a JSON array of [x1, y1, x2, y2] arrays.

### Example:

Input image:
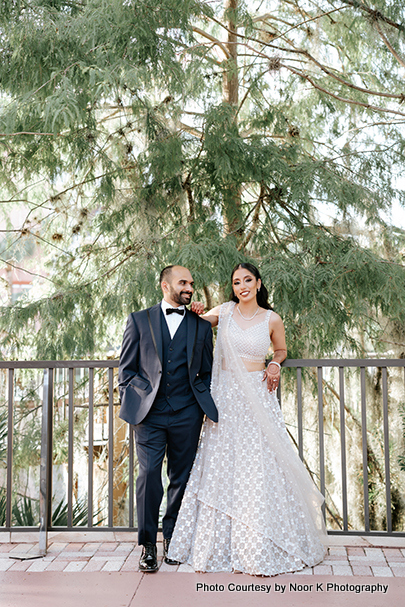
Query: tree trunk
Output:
[[222, 0, 243, 240], [223, 0, 238, 108]]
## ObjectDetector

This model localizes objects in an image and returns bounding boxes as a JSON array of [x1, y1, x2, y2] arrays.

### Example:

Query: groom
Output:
[[118, 265, 218, 572]]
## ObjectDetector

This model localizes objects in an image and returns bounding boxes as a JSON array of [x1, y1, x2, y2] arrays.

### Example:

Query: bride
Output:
[[167, 263, 327, 575]]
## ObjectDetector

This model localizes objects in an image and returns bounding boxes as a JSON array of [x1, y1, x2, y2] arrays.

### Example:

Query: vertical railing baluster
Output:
[[108, 367, 114, 528], [129, 425, 134, 528], [6, 369, 14, 529], [382, 367, 392, 533], [39, 368, 53, 555], [48, 370, 54, 527], [68, 368, 74, 527], [88, 367, 94, 527], [297, 367, 303, 460], [339, 367, 348, 531], [277, 372, 282, 410], [317, 367, 326, 517], [360, 366, 370, 532]]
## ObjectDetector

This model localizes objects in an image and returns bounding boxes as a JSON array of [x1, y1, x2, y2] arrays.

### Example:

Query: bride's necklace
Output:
[[237, 305, 260, 321]]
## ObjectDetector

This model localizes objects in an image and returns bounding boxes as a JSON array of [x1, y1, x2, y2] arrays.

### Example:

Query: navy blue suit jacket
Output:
[[118, 303, 218, 425]]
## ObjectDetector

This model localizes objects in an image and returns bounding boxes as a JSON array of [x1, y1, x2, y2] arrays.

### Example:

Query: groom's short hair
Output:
[[160, 265, 174, 284]]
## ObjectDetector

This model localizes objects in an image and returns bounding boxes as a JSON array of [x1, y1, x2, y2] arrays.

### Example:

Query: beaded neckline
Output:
[[230, 313, 270, 332]]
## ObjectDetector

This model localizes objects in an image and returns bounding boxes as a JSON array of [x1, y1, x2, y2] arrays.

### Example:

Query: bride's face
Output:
[[232, 268, 261, 303]]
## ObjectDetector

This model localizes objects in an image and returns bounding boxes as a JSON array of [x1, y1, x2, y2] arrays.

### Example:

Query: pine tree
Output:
[[0, 0, 405, 358]]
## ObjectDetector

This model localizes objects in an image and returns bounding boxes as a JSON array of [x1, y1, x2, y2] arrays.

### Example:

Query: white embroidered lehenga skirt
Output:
[[168, 370, 326, 575]]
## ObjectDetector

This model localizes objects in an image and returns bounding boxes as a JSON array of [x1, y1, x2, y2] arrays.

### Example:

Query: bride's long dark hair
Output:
[[230, 263, 272, 310]]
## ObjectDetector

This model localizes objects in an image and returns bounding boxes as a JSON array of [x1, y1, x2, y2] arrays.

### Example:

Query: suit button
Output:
[[169, 348, 174, 351], [167, 383, 170, 387], [168, 360, 171, 363], [167, 372, 171, 375]]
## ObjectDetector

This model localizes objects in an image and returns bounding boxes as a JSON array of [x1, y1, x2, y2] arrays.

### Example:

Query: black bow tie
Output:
[[166, 308, 185, 316]]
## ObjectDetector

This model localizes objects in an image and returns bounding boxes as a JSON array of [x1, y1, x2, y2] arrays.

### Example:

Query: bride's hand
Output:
[[191, 301, 205, 315], [262, 363, 280, 392]]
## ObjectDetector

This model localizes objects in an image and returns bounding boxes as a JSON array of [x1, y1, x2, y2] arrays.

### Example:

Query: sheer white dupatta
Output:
[[212, 302, 328, 545]]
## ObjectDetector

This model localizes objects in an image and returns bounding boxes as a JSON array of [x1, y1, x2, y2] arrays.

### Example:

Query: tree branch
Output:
[[338, 0, 404, 31], [252, 6, 346, 44], [192, 26, 231, 59], [237, 187, 264, 251], [178, 122, 203, 139], [375, 21, 405, 69], [0, 132, 55, 137], [0, 258, 55, 283], [299, 49, 405, 101], [283, 64, 405, 118]]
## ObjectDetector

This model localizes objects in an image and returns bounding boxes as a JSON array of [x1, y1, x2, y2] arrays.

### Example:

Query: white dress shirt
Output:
[[161, 299, 185, 339]]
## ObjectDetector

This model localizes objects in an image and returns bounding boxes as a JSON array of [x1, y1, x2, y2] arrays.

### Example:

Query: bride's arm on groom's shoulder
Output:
[[202, 305, 221, 327], [190, 302, 221, 327]]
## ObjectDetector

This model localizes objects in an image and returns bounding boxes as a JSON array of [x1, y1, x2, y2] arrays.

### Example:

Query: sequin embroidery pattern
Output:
[[229, 312, 271, 362]]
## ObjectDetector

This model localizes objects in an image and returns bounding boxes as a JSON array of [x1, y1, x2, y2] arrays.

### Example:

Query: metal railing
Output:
[[281, 359, 405, 537], [1, 358, 405, 554], [1, 361, 122, 554]]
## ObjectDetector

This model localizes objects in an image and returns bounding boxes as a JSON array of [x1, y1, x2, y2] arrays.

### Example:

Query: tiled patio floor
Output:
[[1, 531, 405, 576], [1, 532, 404, 607]]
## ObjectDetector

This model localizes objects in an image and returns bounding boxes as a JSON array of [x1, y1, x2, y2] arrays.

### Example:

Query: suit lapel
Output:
[[147, 304, 163, 365], [186, 310, 198, 368]]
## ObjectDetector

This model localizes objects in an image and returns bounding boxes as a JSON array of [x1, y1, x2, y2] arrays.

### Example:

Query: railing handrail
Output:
[[0, 360, 119, 368], [1, 357, 405, 370], [283, 358, 405, 367]]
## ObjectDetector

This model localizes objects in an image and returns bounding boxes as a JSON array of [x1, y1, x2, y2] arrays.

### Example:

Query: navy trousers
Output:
[[134, 401, 204, 545]]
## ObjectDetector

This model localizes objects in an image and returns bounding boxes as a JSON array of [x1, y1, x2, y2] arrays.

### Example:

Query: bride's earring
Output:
[[257, 286, 261, 292]]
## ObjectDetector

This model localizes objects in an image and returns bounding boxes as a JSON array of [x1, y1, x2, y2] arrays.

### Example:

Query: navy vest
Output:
[[153, 311, 197, 411]]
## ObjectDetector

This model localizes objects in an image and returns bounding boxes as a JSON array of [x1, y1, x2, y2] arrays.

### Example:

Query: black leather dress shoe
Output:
[[163, 538, 181, 565], [139, 543, 158, 572]]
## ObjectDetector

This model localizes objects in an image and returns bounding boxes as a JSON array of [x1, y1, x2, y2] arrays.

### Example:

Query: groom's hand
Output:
[[191, 301, 205, 315]]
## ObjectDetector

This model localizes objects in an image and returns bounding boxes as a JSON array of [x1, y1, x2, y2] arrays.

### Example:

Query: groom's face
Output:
[[162, 266, 194, 307]]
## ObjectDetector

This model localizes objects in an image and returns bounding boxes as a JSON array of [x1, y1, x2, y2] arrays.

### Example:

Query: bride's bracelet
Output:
[[267, 361, 281, 370]]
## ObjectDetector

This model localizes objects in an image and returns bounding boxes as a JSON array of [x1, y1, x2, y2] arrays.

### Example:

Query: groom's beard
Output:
[[170, 288, 193, 306]]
